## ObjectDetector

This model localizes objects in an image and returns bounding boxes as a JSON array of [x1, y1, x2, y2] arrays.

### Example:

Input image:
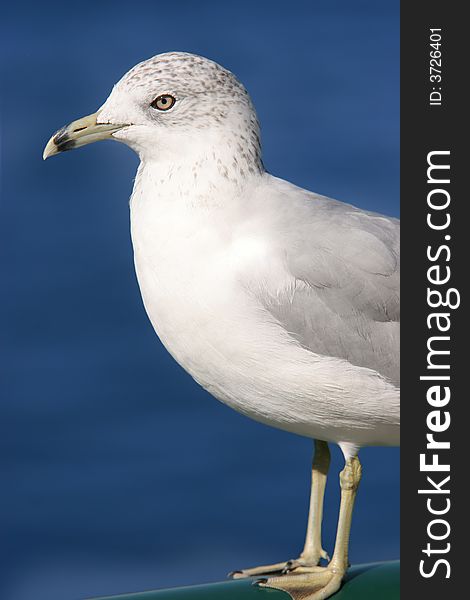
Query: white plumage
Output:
[[44, 51, 400, 599], [130, 166, 399, 456]]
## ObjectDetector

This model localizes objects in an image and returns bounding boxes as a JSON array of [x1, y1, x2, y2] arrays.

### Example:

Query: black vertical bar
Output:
[[401, 2, 465, 598]]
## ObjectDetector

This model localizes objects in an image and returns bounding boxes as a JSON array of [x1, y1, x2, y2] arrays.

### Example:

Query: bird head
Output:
[[43, 52, 262, 170]]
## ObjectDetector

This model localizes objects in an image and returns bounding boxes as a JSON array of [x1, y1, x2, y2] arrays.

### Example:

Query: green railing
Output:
[[92, 561, 399, 599]]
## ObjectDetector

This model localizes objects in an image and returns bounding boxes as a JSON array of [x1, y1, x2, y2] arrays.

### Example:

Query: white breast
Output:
[[129, 165, 400, 449]]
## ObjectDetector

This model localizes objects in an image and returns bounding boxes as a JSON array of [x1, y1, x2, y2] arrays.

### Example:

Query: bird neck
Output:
[[134, 143, 264, 209]]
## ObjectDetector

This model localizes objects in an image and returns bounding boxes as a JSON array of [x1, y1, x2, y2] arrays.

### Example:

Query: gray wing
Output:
[[260, 181, 400, 386]]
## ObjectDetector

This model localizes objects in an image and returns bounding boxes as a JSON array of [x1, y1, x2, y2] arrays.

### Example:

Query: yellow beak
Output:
[[43, 112, 126, 160]]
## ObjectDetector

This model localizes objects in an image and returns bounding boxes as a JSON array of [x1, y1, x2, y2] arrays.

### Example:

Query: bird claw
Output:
[[230, 550, 329, 579], [282, 550, 330, 574], [228, 570, 243, 579], [282, 560, 299, 574], [256, 568, 344, 600]]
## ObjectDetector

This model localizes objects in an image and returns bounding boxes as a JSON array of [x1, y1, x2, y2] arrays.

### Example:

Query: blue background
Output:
[[0, 1, 399, 599]]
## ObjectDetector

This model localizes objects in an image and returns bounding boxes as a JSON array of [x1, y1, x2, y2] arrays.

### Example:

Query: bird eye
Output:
[[151, 94, 176, 111]]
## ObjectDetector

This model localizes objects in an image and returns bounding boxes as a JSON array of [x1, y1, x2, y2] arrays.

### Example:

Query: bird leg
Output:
[[291, 440, 331, 569], [256, 455, 362, 600], [230, 440, 330, 579]]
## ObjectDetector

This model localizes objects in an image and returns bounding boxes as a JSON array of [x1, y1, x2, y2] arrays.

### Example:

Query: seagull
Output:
[[43, 52, 400, 600]]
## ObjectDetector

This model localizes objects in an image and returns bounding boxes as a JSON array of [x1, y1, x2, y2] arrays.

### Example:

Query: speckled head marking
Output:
[[97, 52, 263, 174], [122, 52, 248, 98]]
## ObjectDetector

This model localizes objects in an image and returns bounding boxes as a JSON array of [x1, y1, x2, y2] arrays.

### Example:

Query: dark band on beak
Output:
[[43, 112, 127, 160], [52, 127, 78, 153]]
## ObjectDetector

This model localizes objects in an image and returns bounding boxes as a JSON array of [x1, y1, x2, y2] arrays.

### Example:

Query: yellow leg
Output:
[[328, 456, 362, 574], [289, 440, 330, 570], [230, 440, 330, 579], [257, 456, 362, 600]]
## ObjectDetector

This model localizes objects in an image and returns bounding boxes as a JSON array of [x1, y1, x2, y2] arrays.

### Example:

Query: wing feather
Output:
[[253, 177, 400, 386]]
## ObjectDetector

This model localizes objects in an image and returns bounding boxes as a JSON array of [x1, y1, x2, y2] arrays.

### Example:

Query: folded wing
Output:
[[256, 179, 400, 387]]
